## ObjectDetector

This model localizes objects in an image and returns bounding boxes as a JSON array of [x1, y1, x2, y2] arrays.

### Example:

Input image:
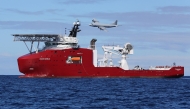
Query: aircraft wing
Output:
[[98, 26, 106, 31]]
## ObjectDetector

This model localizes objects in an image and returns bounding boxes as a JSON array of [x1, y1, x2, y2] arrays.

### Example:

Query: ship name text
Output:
[[175, 68, 181, 71], [39, 58, 50, 60]]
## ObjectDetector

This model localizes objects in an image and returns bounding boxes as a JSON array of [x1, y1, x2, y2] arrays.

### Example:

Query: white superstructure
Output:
[[44, 35, 79, 50], [98, 43, 133, 70]]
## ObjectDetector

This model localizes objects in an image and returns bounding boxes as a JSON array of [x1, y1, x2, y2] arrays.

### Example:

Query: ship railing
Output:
[[13, 34, 59, 54], [154, 65, 183, 68], [155, 66, 171, 68]]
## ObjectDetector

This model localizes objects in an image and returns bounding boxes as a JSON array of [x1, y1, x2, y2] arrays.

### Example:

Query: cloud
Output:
[[4, 9, 43, 15], [0, 52, 22, 58], [57, 0, 107, 4], [103, 31, 190, 52], [0, 53, 12, 57], [0, 21, 70, 33], [45, 9, 64, 15], [3, 9, 64, 15], [157, 6, 190, 13]]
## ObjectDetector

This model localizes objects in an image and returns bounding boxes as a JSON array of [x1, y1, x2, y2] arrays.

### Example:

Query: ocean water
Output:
[[0, 76, 190, 109]]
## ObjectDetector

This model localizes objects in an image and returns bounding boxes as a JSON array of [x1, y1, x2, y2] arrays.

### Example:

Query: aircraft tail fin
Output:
[[112, 20, 117, 25]]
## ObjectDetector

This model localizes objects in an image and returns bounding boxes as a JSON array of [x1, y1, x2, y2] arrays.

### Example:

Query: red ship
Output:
[[13, 20, 184, 78]]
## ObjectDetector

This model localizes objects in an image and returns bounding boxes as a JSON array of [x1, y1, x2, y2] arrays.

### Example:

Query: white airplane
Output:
[[89, 19, 119, 31]]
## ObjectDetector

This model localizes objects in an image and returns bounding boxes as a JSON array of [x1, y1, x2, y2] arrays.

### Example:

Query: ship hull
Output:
[[17, 48, 184, 78]]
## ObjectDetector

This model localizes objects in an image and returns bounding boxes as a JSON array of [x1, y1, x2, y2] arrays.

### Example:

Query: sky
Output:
[[0, 0, 190, 75]]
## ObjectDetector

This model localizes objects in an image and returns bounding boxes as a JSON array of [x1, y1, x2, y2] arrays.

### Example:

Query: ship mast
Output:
[[69, 20, 81, 37]]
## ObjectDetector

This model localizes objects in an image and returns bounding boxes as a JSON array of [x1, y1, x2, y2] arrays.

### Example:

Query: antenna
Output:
[[59, 25, 62, 36]]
